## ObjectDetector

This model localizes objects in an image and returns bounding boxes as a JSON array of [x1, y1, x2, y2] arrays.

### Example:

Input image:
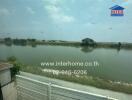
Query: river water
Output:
[[0, 44, 132, 83]]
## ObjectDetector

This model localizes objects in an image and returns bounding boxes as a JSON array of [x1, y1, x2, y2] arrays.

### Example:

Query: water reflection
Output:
[[1, 44, 132, 82], [80, 46, 94, 53], [31, 44, 37, 47]]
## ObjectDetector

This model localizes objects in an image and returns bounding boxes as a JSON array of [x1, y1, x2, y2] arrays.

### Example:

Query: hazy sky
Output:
[[0, 0, 132, 42]]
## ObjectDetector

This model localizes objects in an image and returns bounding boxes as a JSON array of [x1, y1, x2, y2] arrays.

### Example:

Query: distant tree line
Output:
[[4, 37, 36, 46], [13, 39, 27, 45], [3, 37, 123, 49]]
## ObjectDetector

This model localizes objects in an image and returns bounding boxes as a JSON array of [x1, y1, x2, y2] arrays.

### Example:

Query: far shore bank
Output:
[[0, 38, 132, 49]]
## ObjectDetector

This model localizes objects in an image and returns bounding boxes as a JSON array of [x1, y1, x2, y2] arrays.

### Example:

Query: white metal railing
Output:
[[16, 74, 118, 100]]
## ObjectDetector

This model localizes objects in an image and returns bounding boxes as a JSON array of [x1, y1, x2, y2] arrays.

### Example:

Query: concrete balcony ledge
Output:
[[2, 82, 17, 100]]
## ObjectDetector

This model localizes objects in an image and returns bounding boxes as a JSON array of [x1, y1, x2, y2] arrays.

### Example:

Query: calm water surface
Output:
[[0, 44, 132, 83]]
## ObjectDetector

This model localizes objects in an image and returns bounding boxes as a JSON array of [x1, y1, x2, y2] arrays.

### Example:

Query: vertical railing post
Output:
[[48, 83, 51, 100], [0, 84, 4, 100], [107, 96, 110, 100]]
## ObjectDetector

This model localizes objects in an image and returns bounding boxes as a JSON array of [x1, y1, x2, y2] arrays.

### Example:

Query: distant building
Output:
[[0, 63, 13, 100], [110, 5, 125, 16], [81, 38, 95, 46]]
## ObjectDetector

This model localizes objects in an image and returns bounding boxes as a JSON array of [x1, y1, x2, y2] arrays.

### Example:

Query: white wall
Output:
[[0, 69, 11, 86], [2, 82, 17, 100]]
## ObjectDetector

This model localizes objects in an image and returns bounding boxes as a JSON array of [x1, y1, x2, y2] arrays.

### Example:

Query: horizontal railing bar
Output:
[[16, 75, 118, 100], [17, 85, 48, 97], [17, 91, 42, 100], [52, 84, 118, 100], [52, 92, 84, 100], [17, 80, 48, 91], [16, 75, 49, 86]]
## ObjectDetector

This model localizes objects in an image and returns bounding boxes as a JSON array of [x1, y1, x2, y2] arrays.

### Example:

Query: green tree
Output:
[[7, 56, 20, 79], [7, 56, 17, 62]]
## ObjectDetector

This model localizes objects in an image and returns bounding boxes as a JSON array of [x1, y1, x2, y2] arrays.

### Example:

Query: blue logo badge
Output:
[[110, 5, 125, 16]]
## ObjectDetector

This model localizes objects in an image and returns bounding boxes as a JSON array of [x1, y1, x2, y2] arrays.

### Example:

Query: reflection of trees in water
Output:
[[31, 44, 37, 48], [80, 46, 122, 53], [80, 46, 94, 53], [117, 47, 121, 53]]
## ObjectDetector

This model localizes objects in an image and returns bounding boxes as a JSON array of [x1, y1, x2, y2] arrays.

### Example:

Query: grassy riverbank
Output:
[[9, 60, 132, 95], [20, 64, 132, 94]]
